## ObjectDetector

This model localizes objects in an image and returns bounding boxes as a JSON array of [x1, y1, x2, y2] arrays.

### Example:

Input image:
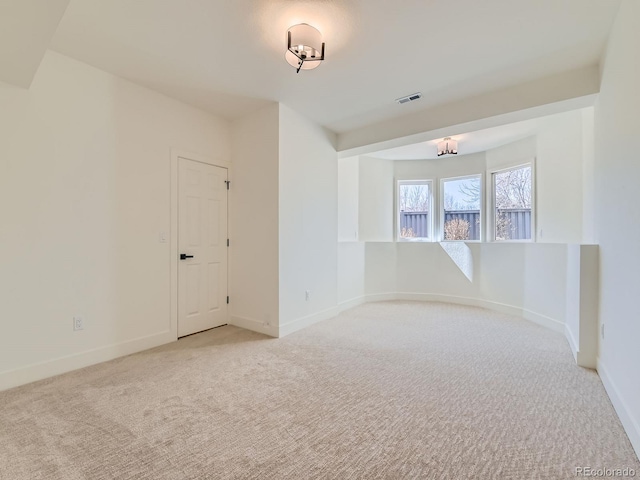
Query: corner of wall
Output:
[[277, 104, 339, 331], [592, 0, 640, 460], [0, 330, 175, 392], [229, 103, 280, 331]]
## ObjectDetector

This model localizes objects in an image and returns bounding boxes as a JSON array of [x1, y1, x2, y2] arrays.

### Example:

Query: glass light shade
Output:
[[286, 23, 324, 70], [437, 137, 458, 156], [288, 24, 322, 53]]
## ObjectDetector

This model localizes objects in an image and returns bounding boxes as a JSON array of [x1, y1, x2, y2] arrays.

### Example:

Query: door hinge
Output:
[[225, 180, 230, 190], [226, 296, 229, 304], [227, 238, 229, 247]]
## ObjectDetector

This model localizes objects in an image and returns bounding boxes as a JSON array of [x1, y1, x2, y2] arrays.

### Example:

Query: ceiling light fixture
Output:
[[285, 24, 325, 73], [437, 137, 458, 156]]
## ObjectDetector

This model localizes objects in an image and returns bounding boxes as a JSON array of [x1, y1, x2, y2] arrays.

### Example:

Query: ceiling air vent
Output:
[[395, 92, 422, 104]]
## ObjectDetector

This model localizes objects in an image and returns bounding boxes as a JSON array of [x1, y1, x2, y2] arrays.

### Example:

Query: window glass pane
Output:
[[399, 182, 430, 239], [443, 176, 481, 240], [493, 165, 532, 240]]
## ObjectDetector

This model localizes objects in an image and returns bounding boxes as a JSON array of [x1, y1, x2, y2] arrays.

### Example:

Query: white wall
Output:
[[337, 66, 600, 155], [338, 156, 364, 308], [336, 112, 597, 343], [394, 242, 477, 298], [359, 156, 394, 241], [338, 156, 359, 241], [229, 103, 339, 338], [386, 112, 588, 246], [485, 136, 536, 171], [361, 242, 569, 333], [364, 243, 397, 296], [565, 245, 599, 368], [337, 242, 365, 305], [278, 104, 338, 334], [593, 0, 640, 456], [0, 51, 230, 390], [396, 152, 486, 180], [485, 110, 587, 244], [581, 108, 596, 243], [229, 104, 280, 337], [535, 110, 585, 244]]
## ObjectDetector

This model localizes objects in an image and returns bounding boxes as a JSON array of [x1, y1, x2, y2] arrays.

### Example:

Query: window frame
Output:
[[396, 179, 435, 242], [439, 173, 483, 243], [487, 160, 536, 243]]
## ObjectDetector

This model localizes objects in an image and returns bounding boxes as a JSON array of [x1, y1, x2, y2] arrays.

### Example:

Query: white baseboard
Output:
[[521, 308, 564, 334], [576, 351, 597, 370], [337, 296, 367, 312], [363, 292, 399, 303], [419, 293, 564, 333], [0, 330, 175, 392], [229, 315, 278, 338], [230, 299, 367, 340], [0, 293, 564, 392], [279, 306, 341, 338], [597, 359, 640, 459], [352, 292, 565, 334], [564, 325, 597, 369], [276, 291, 564, 339], [565, 324, 579, 363]]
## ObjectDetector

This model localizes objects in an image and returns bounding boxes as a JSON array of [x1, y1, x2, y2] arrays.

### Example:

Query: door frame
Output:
[[170, 148, 230, 340]]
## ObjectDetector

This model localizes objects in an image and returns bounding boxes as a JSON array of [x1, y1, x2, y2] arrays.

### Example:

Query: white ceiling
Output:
[[43, 1, 620, 133], [0, 0, 70, 88], [367, 116, 544, 160]]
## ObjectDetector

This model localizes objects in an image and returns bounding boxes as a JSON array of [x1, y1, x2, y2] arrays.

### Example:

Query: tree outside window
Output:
[[398, 182, 431, 239], [493, 165, 532, 240], [443, 176, 481, 241]]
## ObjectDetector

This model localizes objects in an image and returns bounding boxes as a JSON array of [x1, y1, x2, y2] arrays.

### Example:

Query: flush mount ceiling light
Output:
[[285, 23, 325, 73], [437, 137, 458, 156]]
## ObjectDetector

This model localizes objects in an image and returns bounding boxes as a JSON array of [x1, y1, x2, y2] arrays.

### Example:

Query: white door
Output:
[[178, 157, 228, 337]]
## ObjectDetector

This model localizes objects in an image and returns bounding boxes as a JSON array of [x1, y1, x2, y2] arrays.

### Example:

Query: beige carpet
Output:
[[1, 301, 638, 479]]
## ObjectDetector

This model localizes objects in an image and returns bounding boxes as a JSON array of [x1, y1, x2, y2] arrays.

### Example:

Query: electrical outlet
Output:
[[305, 290, 311, 301], [263, 314, 271, 327], [601, 324, 605, 339], [159, 231, 167, 243], [73, 316, 84, 331]]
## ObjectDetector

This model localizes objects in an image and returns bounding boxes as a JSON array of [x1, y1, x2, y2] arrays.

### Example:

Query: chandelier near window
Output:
[[437, 137, 458, 156]]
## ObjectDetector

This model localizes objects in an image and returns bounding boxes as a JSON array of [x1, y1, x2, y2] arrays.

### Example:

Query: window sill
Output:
[[440, 240, 481, 243], [393, 239, 535, 244], [397, 238, 433, 243], [490, 239, 534, 243]]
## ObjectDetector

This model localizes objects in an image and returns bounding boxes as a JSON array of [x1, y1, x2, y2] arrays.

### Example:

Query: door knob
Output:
[[180, 254, 194, 260]]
